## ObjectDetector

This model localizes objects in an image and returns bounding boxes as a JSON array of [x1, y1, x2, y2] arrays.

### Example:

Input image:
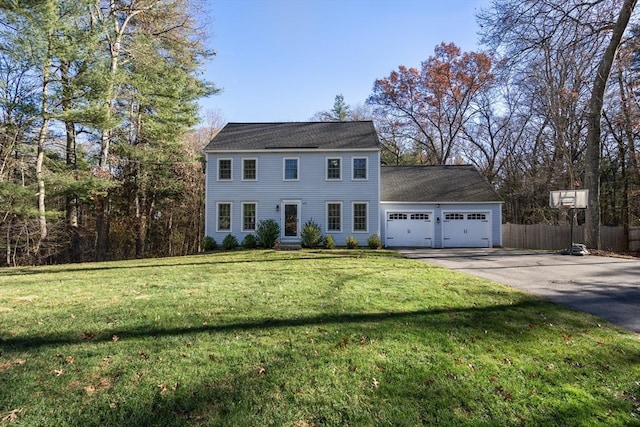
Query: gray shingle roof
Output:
[[204, 121, 380, 151], [381, 165, 502, 203]]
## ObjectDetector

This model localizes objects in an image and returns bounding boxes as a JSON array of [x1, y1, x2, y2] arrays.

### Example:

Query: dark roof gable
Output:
[[204, 121, 380, 151], [381, 165, 502, 203]]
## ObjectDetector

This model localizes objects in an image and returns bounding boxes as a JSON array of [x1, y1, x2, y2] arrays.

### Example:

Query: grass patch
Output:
[[1, 250, 639, 426]]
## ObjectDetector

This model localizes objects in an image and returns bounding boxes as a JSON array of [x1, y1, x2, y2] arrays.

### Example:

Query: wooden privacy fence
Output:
[[502, 224, 639, 252]]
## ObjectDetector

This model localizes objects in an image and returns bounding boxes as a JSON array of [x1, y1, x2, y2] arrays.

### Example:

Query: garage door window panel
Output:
[[411, 213, 430, 220], [468, 213, 487, 221], [388, 213, 407, 220], [445, 213, 464, 221]]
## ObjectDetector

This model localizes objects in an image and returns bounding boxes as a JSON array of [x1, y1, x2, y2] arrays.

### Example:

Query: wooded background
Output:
[[1, 0, 639, 266]]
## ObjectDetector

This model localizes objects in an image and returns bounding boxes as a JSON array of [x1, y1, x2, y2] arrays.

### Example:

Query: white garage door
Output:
[[386, 212, 433, 247], [442, 212, 490, 248]]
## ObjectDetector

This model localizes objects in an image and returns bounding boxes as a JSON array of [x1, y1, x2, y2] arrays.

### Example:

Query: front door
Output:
[[282, 201, 301, 239]]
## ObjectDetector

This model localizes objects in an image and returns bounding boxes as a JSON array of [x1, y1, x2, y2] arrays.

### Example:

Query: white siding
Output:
[[206, 150, 380, 246]]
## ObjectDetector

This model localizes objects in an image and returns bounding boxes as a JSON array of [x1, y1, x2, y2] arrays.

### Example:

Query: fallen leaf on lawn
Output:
[[84, 385, 96, 395], [53, 369, 65, 377], [0, 408, 24, 422], [359, 336, 368, 346], [158, 383, 168, 395], [98, 378, 112, 390], [258, 366, 267, 376], [371, 378, 379, 388], [112, 335, 119, 342], [467, 363, 476, 372], [65, 356, 75, 365], [0, 359, 26, 372]]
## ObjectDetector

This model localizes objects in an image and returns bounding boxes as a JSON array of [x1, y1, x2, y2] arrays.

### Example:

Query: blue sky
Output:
[[199, 0, 489, 123]]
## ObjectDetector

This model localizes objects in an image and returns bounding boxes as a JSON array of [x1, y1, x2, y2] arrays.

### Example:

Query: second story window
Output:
[[327, 158, 341, 180], [218, 159, 232, 181], [243, 158, 257, 180], [283, 158, 299, 181], [352, 157, 367, 180]]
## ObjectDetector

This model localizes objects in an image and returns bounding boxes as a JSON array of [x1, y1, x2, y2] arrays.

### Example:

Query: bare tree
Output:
[[584, 0, 637, 248], [479, 0, 638, 245]]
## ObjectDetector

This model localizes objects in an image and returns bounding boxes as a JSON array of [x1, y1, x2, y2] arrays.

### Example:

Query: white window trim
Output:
[[216, 202, 232, 232], [352, 201, 369, 233], [325, 157, 342, 181], [241, 158, 258, 181], [283, 157, 300, 181], [241, 202, 258, 232], [217, 158, 233, 181], [326, 201, 343, 233], [351, 157, 368, 181]]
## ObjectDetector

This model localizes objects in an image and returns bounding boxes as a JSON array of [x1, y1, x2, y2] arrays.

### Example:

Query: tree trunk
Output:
[[60, 62, 82, 262], [34, 55, 51, 256], [584, 0, 637, 249]]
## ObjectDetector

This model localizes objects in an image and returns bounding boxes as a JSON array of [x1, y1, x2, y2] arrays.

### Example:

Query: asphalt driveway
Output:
[[398, 248, 640, 333]]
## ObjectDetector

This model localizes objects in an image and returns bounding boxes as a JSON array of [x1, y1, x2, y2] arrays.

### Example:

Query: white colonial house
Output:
[[204, 121, 503, 248]]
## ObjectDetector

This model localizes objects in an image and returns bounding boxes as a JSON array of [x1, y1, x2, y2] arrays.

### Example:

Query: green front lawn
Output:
[[1, 250, 639, 426]]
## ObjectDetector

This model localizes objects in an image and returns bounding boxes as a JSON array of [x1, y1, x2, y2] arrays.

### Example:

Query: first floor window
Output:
[[242, 202, 257, 231], [327, 202, 342, 232], [217, 203, 231, 231], [218, 159, 232, 180], [353, 202, 368, 232]]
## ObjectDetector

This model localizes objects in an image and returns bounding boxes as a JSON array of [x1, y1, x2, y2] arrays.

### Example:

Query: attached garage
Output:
[[442, 211, 491, 248], [380, 165, 503, 248], [385, 211, 433, 247]]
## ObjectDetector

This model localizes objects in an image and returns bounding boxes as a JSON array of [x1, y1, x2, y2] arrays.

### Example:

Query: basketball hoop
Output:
[[549, 190, 588, 209], [549, 189, 589, 255]]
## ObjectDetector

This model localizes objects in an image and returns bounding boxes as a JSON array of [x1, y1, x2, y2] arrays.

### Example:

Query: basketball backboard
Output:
[[549, 189, 588, 209]]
